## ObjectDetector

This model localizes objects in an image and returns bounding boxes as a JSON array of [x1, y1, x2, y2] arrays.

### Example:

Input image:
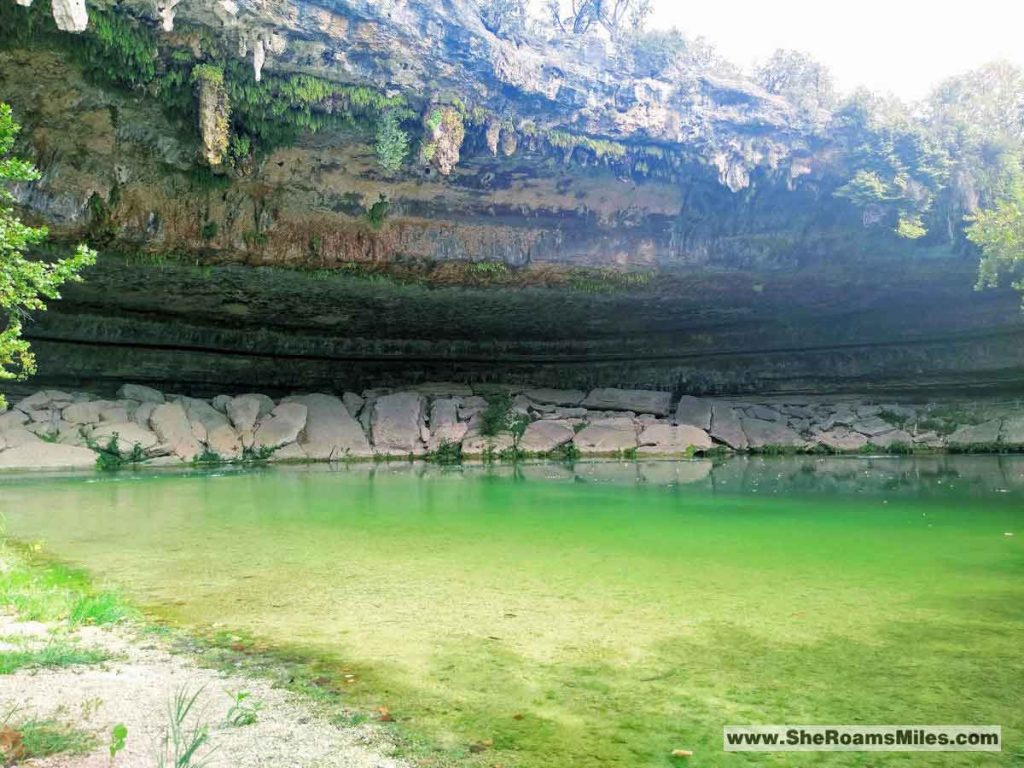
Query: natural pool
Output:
[[1, 456, 1021, 767]]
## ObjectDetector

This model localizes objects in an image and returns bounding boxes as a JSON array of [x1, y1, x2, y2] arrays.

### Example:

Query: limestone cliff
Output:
[[1, 0, 1022, 396]]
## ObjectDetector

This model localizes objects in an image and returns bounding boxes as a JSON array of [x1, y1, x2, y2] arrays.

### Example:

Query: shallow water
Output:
[[2, 456, 1022, 766]]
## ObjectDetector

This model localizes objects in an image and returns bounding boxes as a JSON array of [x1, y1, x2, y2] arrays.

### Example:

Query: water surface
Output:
[[2, 457, 1021, 766]]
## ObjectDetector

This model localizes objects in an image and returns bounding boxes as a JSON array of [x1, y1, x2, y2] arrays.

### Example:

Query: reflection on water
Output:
[[0, 456, 1021, 767]]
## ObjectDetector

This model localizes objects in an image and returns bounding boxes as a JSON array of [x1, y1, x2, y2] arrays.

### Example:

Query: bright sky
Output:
[[648, 0, 1024, 101]]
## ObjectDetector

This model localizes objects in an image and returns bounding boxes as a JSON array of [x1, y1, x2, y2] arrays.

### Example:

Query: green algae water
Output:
[[2, 456, 1022, 767]]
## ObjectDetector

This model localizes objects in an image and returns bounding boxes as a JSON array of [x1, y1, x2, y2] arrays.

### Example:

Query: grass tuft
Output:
[[0, 642, 110, 675]]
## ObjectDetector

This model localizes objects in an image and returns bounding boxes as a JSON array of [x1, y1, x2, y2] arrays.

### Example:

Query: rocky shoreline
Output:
[[1, 384, 1023, 472]]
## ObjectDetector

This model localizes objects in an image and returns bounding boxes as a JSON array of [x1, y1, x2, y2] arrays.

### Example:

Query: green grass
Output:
[[16, 718, 97, 760], [0, 543, 135, 625], [0, 642, 110, 674]]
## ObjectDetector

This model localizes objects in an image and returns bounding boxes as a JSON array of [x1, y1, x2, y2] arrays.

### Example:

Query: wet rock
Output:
[[89, 422, 160, 455], [150, 403, 202, 460], [581, 388, 672, 416], [948, 420, 1003, 448], [674, 396, 713, 430], [117, 384, 165, 404], [522, 388, 586, 407], [285, 393, 372, 459], [254, 402, 308, 450], [741, 417, 805, 448], [572, 417, 638, 453], [519, 420, 575, 453], [371, 392, 427, 456], [0, 442, 96, 470], [710, 404, 748, 450], [637, 423, 713, 455]]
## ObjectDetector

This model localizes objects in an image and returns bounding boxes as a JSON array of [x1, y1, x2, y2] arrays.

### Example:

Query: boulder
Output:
[[462, 433, 516, 457], [581, 388, 672, 416], [117, 384, 165, 404], [674, 396, 712, 430], [371, 392, 427, 455], [62, 400, 131, 425], [572, 417, 638, 453], [211, 394, 233, 413], [267, 442, 308, 461], [814, 428, 868, 452], [226, 395, 267, 433], [254, 402, 308, 450], [637, 424, 713, 455], [870, 429, 914, 449], [180, 397, 231, 443], [133, 402, 158, 428], [850, 416, 893, 437], [428, 398, 468, 450], [15, 390, 74, 412], [1001, 417, 1024, 447], [458, 396, 488, 420], [1, 428, 42, 447], [741, 418, 805, 449], [342, 392, 365, 418], [285, 393, 372, 459], [519, 420, 576, 454], [522, 388, 586, 407], [948, 420, 1003, 448], [0, 442, 97, 470], [747, 405, 783, 422], [206, 424, 243, 460], [0, 410, 30, 431], [550, 406, 588, 419], [710, 404, 748, 450], [89, 422, 160, 455], [149, 402, 202, 461], [61, 400, 107, 425]]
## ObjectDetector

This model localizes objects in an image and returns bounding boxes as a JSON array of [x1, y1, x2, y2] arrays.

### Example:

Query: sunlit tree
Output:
[[0, 103, 96, 410]]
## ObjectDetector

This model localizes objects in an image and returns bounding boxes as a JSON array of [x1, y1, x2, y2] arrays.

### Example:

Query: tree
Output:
[[546, 0, 651, 38], [374, 111, 410, 173], [480, 0, 528, 38], [0, 103, 96, 410], [966, 188, 1024, 302], [755, 49, 836, 114]]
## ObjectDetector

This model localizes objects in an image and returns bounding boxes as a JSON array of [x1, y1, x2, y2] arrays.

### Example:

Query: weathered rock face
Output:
[[1, 5, 1023, 397], [519, 420, 576, 454], [581, 389, 673, 417], [637, 424, 713, 455], [254, 402, 308, 450], [573, 418, 638, 454]]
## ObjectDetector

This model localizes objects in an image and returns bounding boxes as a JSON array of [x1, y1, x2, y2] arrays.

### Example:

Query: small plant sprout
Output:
[[108, 723, 127, 763], [156, 685, 213, 768], [225, 691, 262, 728]]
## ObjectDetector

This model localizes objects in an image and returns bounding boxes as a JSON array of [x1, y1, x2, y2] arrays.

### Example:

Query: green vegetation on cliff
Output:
[[0, 103, 94, 410]]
